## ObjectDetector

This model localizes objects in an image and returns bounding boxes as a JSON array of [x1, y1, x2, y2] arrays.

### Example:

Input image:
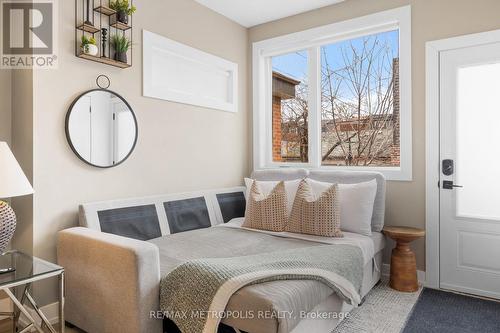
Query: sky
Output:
[[272, 29, 399, 83]]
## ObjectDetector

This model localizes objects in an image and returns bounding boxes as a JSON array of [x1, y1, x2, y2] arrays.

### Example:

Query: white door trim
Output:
[[425, 28, 500, 289]]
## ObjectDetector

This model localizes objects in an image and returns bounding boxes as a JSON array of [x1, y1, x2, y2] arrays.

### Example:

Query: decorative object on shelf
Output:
[[109, 0, 136, 24], [84, 0, 94, 26], [111, 34, 131, 63], [81, 35, 99, 56], [75, 0, 133, 68], [65, 76, 138, 168], [0, 142, 34, 258], [101, 28, 108, 57]]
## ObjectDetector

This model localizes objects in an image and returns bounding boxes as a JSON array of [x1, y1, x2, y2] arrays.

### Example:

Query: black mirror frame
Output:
[[65, 88, 138, 169]]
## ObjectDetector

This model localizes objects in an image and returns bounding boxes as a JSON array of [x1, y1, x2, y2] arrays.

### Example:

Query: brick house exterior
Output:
[[272, 72, 300, 161], [391, 58, 401, 166]]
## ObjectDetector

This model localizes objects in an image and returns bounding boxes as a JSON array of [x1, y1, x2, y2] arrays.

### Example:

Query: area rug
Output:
[[403, 288, 500, 333], [332, 280, 422, 333]]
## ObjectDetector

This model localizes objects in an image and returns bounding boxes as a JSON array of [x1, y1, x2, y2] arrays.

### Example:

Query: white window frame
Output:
[[252, 6, 412, 181]]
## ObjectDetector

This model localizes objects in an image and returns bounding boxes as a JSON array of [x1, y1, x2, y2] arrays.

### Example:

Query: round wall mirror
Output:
[[65, 89, 138, 168]]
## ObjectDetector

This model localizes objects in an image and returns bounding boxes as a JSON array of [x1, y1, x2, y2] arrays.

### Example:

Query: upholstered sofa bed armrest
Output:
[[57, 227, 162, 333]]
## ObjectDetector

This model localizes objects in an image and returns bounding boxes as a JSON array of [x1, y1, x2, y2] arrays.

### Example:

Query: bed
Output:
[[152, 218, 384, 333], [57, 169, 386, 333]]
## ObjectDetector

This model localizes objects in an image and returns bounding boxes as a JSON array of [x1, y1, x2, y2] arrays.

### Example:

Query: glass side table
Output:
[[0, 250, 64, 333]]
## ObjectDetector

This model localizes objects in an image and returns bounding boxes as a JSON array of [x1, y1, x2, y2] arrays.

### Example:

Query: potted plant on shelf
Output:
[[110, 0, 136, 25], [111, 34, 131, 63], [81, 35, 99, 56]]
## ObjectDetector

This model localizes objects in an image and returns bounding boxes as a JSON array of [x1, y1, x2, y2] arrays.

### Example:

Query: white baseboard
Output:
[[382, 263, 426, 286]]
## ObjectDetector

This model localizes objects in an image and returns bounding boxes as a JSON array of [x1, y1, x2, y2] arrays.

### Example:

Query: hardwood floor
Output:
[[0, 319, 11, 333]]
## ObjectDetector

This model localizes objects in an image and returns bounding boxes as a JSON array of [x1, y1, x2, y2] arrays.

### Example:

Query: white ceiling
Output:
[[194, 0, 345, 28]]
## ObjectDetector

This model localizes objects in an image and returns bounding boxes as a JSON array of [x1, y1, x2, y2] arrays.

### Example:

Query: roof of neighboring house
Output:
[[272, 71, 301, 86], [272, 71, 301, 100]]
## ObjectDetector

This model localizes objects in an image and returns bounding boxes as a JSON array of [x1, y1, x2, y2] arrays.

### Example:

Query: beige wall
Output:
[[31, 0, 248, 304], [1, 68, 33, 255], [249, 0, 500, 271], [0, 70, 11, 144], [11, 70, 34, 255]]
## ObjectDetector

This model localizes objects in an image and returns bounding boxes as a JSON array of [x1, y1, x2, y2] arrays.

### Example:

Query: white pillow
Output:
[[244, 178, 301, 216], [305, 178, 377, 236]]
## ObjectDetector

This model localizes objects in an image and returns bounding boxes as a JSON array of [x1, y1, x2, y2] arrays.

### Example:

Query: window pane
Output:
[[456, 63, 500, 220], [321, 30, 400, 167], [271, 51, 309, 163]]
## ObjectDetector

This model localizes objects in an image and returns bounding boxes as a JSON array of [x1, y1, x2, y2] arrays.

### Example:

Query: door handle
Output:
[[442, 180, 463, 190]]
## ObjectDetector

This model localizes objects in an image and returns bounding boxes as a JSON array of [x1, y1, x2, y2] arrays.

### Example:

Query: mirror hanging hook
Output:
[[96, 74, 111, 89]]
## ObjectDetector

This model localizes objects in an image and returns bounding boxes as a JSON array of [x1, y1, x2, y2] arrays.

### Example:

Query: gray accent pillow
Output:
[[164, 197, 211, 233], [97, 205, 162, 241], [216, 192, 246, 223]]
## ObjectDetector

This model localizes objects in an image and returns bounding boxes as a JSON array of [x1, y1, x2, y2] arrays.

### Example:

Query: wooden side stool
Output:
[[383, 226, 425, 292]]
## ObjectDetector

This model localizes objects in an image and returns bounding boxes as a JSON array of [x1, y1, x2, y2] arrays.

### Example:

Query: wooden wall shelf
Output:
[[77, 23, 100, 34], [75, 0, 133, 69], [110, 22, 132, 31], [77, 54, 131, 68], [94, 5, 115, 16]]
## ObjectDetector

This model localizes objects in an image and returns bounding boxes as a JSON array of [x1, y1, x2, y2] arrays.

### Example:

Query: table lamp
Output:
[[0, 142, 34, 266]]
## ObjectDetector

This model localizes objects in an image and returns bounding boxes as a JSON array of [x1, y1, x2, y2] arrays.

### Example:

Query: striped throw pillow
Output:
[[286, 179, 343, 237]]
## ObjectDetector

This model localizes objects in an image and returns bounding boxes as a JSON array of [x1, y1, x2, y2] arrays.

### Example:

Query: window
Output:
[[253, 6, 412, 180], [321, 30, 399, 167], [272, 51, 309, 163]]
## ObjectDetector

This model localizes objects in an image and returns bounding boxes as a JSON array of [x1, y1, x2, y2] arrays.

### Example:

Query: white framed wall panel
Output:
[[143, 30, 238, 112]]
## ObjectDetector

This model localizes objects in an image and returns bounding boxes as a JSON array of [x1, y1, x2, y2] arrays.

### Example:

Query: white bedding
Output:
[[218, 218, 384, 266]]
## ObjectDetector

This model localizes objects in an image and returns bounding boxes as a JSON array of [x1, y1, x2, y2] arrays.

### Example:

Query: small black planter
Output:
[[115, 51, 127, 63], [116, 10, 128, 24]]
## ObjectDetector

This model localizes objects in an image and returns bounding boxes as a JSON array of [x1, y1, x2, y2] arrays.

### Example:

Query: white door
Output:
[[440, 42, 500, 299]]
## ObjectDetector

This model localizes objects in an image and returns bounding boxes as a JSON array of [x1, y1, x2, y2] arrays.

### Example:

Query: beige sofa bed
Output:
[[57, 169, 386, 333]]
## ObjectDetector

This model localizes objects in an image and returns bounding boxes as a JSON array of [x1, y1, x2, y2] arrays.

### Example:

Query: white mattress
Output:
[[369, 232, 385, 258]]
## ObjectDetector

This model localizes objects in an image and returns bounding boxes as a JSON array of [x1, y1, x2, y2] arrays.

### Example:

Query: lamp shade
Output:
[[0, 142, 34, 198]]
